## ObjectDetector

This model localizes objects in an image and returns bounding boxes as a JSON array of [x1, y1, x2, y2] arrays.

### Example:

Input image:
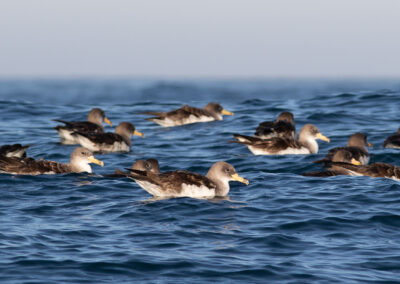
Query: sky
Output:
[[1, 0, 399, 78]]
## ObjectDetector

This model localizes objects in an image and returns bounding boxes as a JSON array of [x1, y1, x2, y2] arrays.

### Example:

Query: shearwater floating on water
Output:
[[322, 161, 400, 181], [72, 122, 144, 153], [254, 111, 296, 139], [232, 124, 330, 155], [0, 147, 103, 175], [314, 132, 372, 165], [126, 161, 248, 199], [144, 102, 233, 127], [303, 149, 362, 177], [54, 108, 112, 144]]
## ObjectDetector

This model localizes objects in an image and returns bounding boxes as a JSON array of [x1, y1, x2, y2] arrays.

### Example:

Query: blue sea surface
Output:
[[0, 78, 399, 283]]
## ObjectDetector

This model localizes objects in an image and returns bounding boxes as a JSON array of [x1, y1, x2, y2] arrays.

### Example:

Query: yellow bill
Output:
[[221, 109, 234, 116], [231, 173, 249, 185], [316, 132, 330, 143], [88, 156, 104, 167], [350, 158, 362, 165], [134, 130, 145, 138], [104, 117, 113, 126], [367, 142, 373, 148]]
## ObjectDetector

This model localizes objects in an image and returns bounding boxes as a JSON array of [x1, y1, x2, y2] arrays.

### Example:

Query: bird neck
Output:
[[70, 157, 92, 173], [115, 130, 131, 146], [206, 171, 230, 196], [202, 106, 222, 120], [299, 135, 318, 154]]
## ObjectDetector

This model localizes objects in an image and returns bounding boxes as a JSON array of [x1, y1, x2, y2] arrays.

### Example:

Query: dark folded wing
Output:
[[127, 169, 216, 193], [73, 132, 124, 145], [242, 137, 301, 153], [302, 170, 344, 177], [255, 120, 295, 138], [54, 120, 103, 133], [232, 134, 264, 143], [330, 162, 399, 178], [0, 156, 70, 174]]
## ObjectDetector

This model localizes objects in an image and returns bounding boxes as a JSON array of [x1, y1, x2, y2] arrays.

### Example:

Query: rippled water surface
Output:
[[0, 79, 400, 283]]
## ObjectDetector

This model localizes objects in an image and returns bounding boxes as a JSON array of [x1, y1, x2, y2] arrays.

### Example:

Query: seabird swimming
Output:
[[324, 161, 400, 181], [54, 108, 112, 144], [0, 147, 103, 175], [107, 158, 160, 178], [314, 132, 372, 165], [254, 111, 296, 139], [303, 149, 362, 177], [383, 128, 400, 149], [232, 124, 330, 155], [126, 161, 249, 199], [0, 144, 31, 158], [72, 122, 144, 153], [144, 102, 233, 127]]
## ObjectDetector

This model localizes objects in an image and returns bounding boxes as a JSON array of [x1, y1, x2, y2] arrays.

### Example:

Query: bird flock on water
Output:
[[1, 102, 400, 199]]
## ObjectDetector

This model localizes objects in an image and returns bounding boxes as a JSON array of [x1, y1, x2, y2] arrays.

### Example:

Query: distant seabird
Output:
[[144, 102, 233, 127], [254, 111, 296, 139], [314, 133, 372, 165], [0, 147, 103, 175], [72, 122, 144, 153], [54, 108, 112, 144], [126, 161, 249, 198], [383, 128, 400, 149], [303, 149, 362, 177], [232, 124, 330, 155], [107, 158, 160, 178], [0, 144, 31, 158]]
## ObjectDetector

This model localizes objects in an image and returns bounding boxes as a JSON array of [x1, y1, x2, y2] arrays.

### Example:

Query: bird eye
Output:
[[81, 152, 85, 155]]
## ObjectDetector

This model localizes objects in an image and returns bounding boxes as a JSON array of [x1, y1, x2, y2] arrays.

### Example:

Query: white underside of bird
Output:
[[151, 115, 216, 127], [56, 129, 78, 144], [135, 180, 215, 199], [74, 135, 130, 152], [248, 146, 311, 155]]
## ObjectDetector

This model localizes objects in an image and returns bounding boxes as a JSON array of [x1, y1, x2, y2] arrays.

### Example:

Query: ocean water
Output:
[[0, 78, 400, 283]]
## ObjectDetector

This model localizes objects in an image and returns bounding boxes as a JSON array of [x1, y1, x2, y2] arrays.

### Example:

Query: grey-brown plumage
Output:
[[383, 128, 400, 149], [326, 161, 400, 181], [254, 112, 296, 139], [54, 108, 112, 144], [232, 124, 330, 155], [126, 161, 249, 198], [0, 144, 31, 158], [314, 133, 372, 165], [144, 102, 233, 127], [106, 159, 160, 178], [303, 149, 362, 177], [0, 147, 103, 175], [72, 122, 144, 153]]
